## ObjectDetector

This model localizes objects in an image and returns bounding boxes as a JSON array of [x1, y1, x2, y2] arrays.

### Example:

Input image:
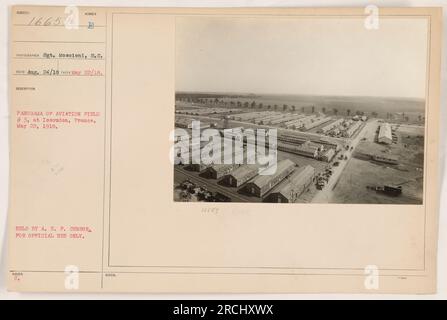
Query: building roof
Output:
[[229, 164, 259, 180], [249, 159, 295, 189], [297, 146, 317, 156], [321, 118, 344, 132], [209, 164, 235, 174], [277, 141, 319, 157], [277, 141, 315, 154], [299, 141, 321, 153], [373, 154, 398, 161], [346, 121, 362, 135], [378, 122, 392, 141], [175, 117, 192, 125], [272, 165, 315, 199]]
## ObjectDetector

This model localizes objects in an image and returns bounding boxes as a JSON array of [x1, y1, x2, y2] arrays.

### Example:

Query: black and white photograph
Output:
[[173, 16, 427, 204]]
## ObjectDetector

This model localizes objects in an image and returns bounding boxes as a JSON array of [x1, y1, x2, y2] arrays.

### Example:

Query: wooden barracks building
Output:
[[244, 159, 295, 197], [222, 165, 259, 187], [265, 165, 316, 203]]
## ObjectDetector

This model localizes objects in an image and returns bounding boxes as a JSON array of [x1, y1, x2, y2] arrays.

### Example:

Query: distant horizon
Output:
[[175, 91, 426, 102]]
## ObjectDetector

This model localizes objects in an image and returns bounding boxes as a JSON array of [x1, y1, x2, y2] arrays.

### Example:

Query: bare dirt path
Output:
[[311, 120, 378, 203]]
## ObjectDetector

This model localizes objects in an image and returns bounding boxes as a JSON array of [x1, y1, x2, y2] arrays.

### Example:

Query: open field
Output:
[[355, 123, 424, 168], [330, 122, 424, 204], [331, 158, 423, 204]]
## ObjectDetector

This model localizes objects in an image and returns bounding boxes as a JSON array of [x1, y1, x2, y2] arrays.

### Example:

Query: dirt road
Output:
[[311, 120, 379, 203]]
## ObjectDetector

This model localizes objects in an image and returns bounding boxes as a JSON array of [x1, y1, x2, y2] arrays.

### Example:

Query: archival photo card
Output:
[[7, 6, 441, 293]]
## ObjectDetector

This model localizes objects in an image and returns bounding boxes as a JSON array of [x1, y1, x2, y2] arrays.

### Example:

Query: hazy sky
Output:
[[176, 17, 428, 99]]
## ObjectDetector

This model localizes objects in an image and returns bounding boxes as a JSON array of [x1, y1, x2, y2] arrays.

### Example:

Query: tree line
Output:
[[176, 96, 422, 121]]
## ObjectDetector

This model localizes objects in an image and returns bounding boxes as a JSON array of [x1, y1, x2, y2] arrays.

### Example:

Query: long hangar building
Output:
[[378, 122, 392, 144], [244, 159, 296, 197], [244, 160, 316, 200], [265, 165, 316, 203], [222, 165, 259, 187]]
